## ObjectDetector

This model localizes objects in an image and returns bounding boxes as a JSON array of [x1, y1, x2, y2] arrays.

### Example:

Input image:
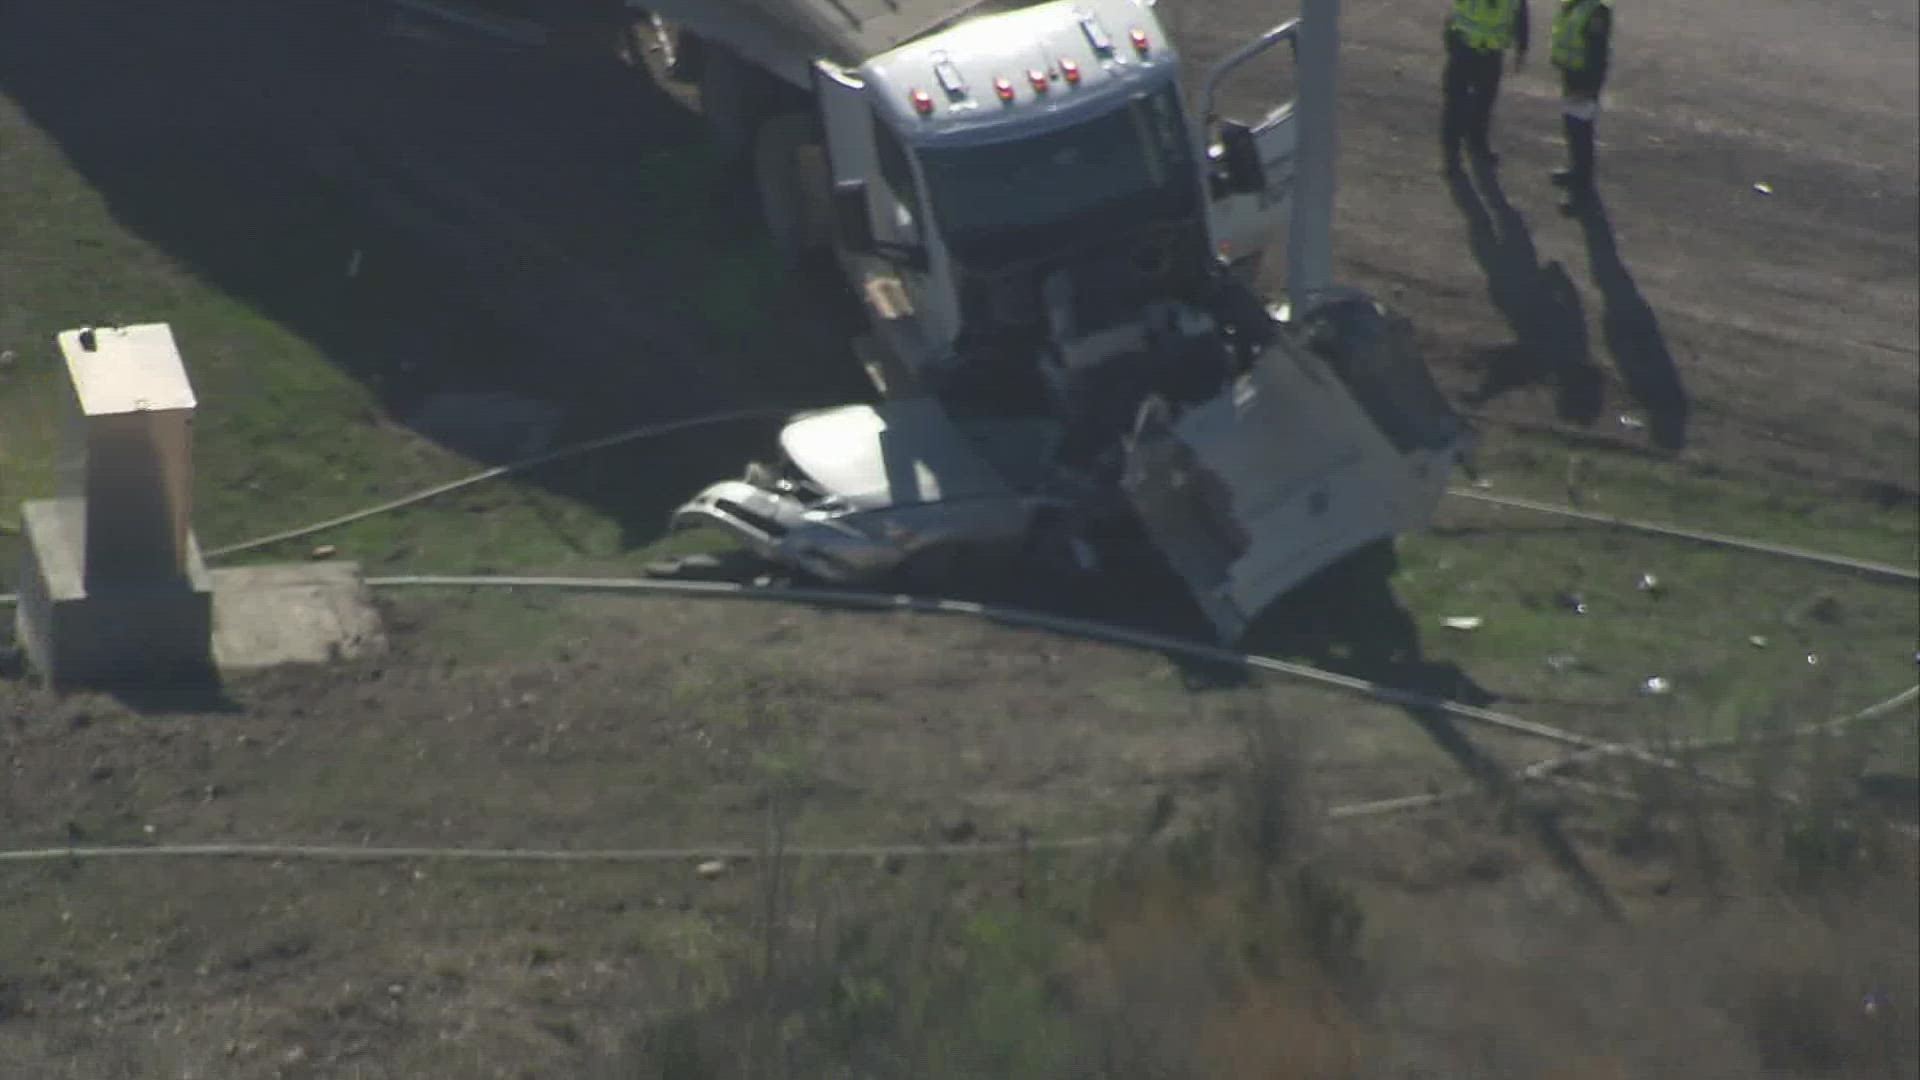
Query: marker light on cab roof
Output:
[[1027, 68, 1048, 92], [910, 88, 935, 115], [1129, 28, 1151, 55], [993, 76, 1016, 103], [933, 57, 967, 98], [1061, 58, 1081, 84], [1080, 16, 1115, 55]]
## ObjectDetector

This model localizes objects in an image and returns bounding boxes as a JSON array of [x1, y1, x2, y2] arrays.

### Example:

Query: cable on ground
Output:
[[201, 406, 796, 560], [1447, 487, 1917, 584]]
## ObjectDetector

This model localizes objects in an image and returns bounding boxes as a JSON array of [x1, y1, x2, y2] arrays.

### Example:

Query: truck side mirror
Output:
[[831, 179, 877, 255], [1217, 121, 1265, 196]]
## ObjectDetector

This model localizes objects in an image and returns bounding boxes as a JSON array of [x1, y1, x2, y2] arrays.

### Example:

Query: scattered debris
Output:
[[0, 349, 14, 368], [1559, 591, 1590, 615], [1636, 572, 1662, 595], [1752, 181, 1773, 195], [1442, 615, 1484, 631], [310, 544, 338, 561], [1748, 635, 1769, 648], [1471, 477, 1494, 490], [1640, 676, 1672, 696], [1805, 652, 1820, 666], [1618, 414, 1646, 431], [695, 859, 728, 880], [1545, 653, 1580, 673]]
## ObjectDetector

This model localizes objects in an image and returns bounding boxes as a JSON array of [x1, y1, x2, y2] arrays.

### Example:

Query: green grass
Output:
[[0, 87, 782, 589], [1386, 433, 1917, 764]]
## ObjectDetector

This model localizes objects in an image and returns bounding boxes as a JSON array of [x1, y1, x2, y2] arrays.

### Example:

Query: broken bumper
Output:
[[669, 480, 1032, 584]]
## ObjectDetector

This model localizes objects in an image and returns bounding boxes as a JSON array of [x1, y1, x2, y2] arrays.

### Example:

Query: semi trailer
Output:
[[645, 0, 1473, 641]]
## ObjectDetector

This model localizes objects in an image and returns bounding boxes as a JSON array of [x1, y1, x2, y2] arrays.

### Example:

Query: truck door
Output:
[[1200, 19, 1304, 271], [813, 61, 940, 394], [1121, 320, 1461, 643]]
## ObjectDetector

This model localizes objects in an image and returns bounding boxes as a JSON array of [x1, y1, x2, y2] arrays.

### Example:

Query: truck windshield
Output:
[[918, 83, 1197, 268]]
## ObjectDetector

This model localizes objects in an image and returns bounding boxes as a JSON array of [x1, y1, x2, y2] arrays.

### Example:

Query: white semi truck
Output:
[[648, 0, 1474, 641]]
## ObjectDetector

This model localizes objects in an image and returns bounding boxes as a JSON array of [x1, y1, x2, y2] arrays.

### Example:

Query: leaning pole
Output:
[[1288, 0, 1339, 306]]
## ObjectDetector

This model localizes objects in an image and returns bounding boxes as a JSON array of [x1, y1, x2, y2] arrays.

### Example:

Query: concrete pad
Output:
[[210, 562, 386, 671]]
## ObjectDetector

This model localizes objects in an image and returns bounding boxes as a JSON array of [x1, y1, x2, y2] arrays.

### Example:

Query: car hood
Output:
[[779, 399, 1015, 512]]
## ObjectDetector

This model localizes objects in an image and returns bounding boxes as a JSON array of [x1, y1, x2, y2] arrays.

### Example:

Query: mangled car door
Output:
[[1200, 19, 1303, 268], [1122, 319, 1464, 642]]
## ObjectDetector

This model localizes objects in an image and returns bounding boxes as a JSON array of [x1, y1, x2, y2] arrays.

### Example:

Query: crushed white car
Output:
[[671, 287, 1472, 641]]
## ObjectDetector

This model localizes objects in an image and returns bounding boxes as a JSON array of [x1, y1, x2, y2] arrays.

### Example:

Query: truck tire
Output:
[[754, 113, 832, 267]]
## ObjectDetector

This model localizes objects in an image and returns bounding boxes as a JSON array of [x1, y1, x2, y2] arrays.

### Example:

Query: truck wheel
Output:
[[754, 114, 831, 267], [699, 45, 758, 162]]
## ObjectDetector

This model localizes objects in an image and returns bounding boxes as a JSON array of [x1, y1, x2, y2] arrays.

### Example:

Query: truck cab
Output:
[[808, 0, 1300, 395]]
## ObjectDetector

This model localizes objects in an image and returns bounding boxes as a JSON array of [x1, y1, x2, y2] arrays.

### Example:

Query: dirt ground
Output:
[[3, 592, 1914, 1078], [1181, 0, 1918, 498], [1, 0, 1916, 1076]]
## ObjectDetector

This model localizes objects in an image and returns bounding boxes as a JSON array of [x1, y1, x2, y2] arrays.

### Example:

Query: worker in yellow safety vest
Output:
[[1550, 0, 1614, 212], [1441, 0, 1530, 173]]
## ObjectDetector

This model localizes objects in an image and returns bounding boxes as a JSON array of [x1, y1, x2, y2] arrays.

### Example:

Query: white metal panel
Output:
[[58, 323, 196, 418], [645, 0, 1014, 72]]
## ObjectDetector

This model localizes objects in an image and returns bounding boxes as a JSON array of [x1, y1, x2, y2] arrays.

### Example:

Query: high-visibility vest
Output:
[[1551, 0, 1612, 71], [1450, 0, 1520, 51]]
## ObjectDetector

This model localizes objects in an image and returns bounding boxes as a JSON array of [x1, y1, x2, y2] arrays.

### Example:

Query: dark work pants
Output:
[[1562, 114, 1597, 188], [1560, 73, 1603, 190], [1441, 31, 1504, 161]]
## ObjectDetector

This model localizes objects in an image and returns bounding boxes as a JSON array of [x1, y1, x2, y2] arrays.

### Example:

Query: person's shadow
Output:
[[1447, 165, 1606, 426], [1573, 194, 1690, 452]]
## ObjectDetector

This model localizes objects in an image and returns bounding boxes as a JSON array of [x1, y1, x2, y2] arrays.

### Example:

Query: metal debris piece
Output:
[[1806, 652, 1820, 666], [696, 859, 728, 880], [1748, 635, 1769, 648], [310, 545, 338, 561], [1559, 591, 1589, 615], [1442, 615, 1484, 631], [1636, 572, 1661, 595], [1641, 676, 1671, 696], [1618, 414, 1646, 431], [1471, 477, 1494, 490], [1753, 181, 1773, 195]]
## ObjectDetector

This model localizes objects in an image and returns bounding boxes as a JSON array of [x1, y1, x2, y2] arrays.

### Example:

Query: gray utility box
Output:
[[15, 324, 214, 688]]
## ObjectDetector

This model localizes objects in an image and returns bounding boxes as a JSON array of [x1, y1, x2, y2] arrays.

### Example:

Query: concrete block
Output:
[[210, 562, 386, 670], [14, 498, 215, 690]]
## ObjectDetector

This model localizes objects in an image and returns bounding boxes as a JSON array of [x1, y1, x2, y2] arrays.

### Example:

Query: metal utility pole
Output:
[[1287, 0, 1338, 308]]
